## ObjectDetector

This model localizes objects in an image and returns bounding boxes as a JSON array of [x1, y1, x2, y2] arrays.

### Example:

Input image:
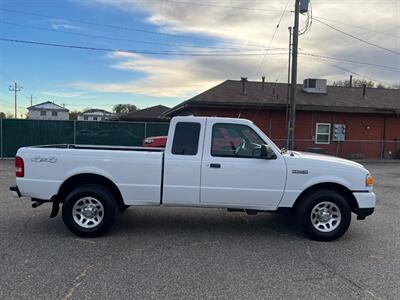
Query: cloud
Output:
[[74, 0, 400, 97], [41, 91, 96, 99], [42, 91, 82, 98], [73, 50, 291, 97], [51, 22, 80, 31]]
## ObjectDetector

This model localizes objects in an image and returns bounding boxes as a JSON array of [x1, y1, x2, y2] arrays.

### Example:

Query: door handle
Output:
[[210, 163, 221, 168]]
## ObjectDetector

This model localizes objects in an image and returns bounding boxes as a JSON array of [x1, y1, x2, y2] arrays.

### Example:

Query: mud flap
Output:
[[50, 201, 60, 218]]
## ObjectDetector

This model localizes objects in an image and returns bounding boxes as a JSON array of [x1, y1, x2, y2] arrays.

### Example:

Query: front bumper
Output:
[[353, 191, 376, 220], [9, 186, 21, 198]]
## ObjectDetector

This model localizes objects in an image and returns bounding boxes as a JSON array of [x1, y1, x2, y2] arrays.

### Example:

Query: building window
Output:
[[93, 116, 98, 121], [52, 111, 58, 117], [315, 123, 331, 144], [84, 116, 88, 120], [171, 122, 201, 155], [40, 110, 46, 116], [308, 79, 316, 88]]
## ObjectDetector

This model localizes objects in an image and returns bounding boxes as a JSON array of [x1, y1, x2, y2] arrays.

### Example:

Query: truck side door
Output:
[[200, 120, 286, 210], [162, 118, 206, 205]]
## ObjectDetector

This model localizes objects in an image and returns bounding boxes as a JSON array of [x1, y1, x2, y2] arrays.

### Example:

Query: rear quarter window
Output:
[[171, 122, 201, 155]]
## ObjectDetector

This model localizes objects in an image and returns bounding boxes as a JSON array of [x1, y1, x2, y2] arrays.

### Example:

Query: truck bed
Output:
[[16, 145, 164, 205], [32, 144, 165, 152]]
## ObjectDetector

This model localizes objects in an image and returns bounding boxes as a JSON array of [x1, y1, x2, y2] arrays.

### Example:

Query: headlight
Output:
[[366, 174, 374, 186]]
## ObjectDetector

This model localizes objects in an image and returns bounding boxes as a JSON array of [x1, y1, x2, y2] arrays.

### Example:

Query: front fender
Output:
[[277, 175, 353, 208]]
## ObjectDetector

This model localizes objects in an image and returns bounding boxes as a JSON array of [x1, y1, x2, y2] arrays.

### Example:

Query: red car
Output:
[[143, 127, 243, 150], [143, 136, 168, 147]]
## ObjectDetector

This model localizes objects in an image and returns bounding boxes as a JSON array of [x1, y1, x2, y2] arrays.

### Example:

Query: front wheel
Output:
[[62, 184, 118, 237], [296, 189, 351, 241]]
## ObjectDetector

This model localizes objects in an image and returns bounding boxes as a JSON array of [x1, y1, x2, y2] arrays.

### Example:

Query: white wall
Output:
[[27, 110, 69, 120], [77, 115, 110, 121]]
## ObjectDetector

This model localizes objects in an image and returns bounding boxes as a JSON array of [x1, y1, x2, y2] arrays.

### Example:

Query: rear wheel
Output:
[[296, 189, 351, 241], [62, 184, 118, 237]]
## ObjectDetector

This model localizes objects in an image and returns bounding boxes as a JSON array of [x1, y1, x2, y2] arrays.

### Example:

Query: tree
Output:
[[332, 78, 377, 88], [0, 112, 5, 119], [113, 104, 138, 115], [391, 83, 400, 89], [69, 110, 81, 120]]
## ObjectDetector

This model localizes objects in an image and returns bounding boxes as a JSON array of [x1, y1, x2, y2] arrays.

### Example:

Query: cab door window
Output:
[[211, 123, 265, 158]]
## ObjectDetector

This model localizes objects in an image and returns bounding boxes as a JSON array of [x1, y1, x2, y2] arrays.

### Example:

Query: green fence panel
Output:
[[2, 119, 74, 157], [146, 123, 170, 138], [76, 121, 145, 146], [0, 120, 170, 158]]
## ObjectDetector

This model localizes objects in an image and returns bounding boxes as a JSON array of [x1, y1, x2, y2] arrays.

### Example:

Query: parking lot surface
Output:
[[0, 159, 399, 299]]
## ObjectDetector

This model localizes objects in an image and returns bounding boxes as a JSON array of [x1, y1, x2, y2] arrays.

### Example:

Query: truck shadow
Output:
[[112, 207, 302, 240]]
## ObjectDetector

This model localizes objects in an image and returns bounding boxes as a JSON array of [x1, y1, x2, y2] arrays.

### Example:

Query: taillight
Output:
[[15, 156, 24, 177]]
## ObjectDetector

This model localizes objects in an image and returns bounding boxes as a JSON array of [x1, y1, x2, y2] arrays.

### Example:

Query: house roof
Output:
[[165, 80, 400, 116], [81, 108, 113, 115], [119, 105, 170, 121], [27, 101, 69, 112]]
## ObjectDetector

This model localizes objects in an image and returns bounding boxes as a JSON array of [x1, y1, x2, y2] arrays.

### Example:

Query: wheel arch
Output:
[[57, 173, 124, 209], [292, 182, 358, 212]]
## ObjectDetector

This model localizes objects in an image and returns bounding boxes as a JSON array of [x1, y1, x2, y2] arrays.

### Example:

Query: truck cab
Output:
[[163, 117, 286, 210]]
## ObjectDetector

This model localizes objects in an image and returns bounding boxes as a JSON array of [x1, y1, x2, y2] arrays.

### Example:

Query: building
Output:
[[118, 105, 170, 122], [77, 109, 114, 121], [164, 78, 400, 159], [27, 101, 69, 120]]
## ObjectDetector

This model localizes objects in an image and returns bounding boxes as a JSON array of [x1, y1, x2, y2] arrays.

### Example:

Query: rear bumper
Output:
[[353, 191, 376, 220], [10, 186, 21, 198]]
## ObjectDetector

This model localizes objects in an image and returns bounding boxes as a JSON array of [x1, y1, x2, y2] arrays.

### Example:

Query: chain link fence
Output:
[[273, 139, 400, 159], [0, 119, 169, 158]]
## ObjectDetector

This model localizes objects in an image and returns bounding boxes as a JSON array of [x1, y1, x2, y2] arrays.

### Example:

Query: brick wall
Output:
[[187, 107, 400, 159]]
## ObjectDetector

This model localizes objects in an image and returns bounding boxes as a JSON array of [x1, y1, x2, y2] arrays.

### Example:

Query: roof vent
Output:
[[241, 77, 248, 95], [302, 78, 327, 94], [262, 76, 266, 91]]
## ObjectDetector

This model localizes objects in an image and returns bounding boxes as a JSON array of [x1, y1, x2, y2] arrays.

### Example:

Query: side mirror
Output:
[[260, 144, 277, 159]]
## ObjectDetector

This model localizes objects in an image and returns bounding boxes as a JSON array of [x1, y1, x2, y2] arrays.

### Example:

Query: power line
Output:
[[0, 8, 268, 48], [312, 59, 393, 87], [151, 0, 289, 13], [312, 15, 398, 38], [238, 0, 290, 118], [0, 37, 290, 56], [254, 0, 291, 79], [299, 52, 400, 72], [250, 0, 291, 120], [312, 16, 400, 56], [0, 20, 277, 52]]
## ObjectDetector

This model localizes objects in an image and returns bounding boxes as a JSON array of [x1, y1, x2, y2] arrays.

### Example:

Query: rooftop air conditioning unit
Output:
[[303, 78, 327, 94]]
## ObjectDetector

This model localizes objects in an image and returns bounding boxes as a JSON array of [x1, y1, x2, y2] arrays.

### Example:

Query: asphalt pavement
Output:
[[0, 159, 399, 299]]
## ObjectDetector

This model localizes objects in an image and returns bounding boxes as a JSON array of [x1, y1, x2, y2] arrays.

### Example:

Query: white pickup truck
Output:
[[10, 116, 376, 241]]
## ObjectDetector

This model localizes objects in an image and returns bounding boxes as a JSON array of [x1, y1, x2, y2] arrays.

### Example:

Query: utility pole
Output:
[[27, 94, 36, 107], [288, 0, 300, 150], [286, 26, 292, 149], [9, 82, 23, 119]]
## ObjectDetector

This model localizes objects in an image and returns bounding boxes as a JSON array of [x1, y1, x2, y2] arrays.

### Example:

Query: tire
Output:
[[62, 184, 118, 237], [296, 189, 351, 241]]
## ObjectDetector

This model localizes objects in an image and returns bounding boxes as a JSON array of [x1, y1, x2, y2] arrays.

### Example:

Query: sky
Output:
[[0, 0, 399, 117]]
